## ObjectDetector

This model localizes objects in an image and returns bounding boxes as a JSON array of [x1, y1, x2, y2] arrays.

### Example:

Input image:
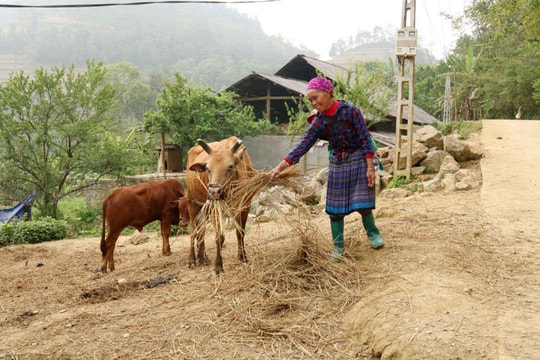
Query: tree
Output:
[[0, 61, 133, 218], [104, 62, 160, 132], [143, 72, 274, 158], [444, 44, 485, 120], [414, 63, 447, 121], [335, 62, 395, 126], [451, 0, 540, 118], [411, 0, 540, 121]]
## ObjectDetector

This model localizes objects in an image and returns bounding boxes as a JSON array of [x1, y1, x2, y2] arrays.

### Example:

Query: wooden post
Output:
[[266, 84, 271, 121], [160, 131, 166, 177]]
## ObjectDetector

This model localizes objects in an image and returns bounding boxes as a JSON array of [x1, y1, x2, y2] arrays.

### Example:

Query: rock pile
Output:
[[377, 125, 483, 196]]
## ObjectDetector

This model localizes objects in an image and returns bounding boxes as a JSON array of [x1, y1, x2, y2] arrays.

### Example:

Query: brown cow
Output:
[[186, 136, 255, 274], [100, 178, 189, 273]]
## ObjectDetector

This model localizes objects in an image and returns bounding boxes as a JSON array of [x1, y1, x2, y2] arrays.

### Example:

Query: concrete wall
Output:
[[78, 174, 184, 207], [243, 135, 329, 173]]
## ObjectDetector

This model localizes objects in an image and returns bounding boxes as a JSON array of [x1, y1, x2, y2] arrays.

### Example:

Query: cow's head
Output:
[[177, 196, 190, 227], [189, 138, 245, 200], [166, 196, 189, 227]]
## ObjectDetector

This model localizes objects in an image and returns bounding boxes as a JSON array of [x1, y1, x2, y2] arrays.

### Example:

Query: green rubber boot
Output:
[[362, 213, 384, 249], [330, 220, 345, 260]]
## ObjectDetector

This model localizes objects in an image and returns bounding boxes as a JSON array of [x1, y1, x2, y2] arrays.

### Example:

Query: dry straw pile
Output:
[[179, 166, 375, 357], [77, 207, 374, 358]]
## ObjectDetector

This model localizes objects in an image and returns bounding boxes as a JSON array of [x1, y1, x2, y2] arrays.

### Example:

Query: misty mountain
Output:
[[0, 3, 314, 90]]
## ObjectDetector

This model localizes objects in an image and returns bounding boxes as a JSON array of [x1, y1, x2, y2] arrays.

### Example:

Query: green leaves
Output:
[[428, 0, 540, 119], [144, 72, 274, 153], [0, 61, 132, 218], [334, 63, 394, 126]]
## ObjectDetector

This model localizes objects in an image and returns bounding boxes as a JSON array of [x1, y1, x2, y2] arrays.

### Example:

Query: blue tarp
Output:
[[0, 191, 36, 224]]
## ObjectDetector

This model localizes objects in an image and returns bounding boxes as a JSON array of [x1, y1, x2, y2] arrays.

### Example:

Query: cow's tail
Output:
[[100, 201, 107, 256]]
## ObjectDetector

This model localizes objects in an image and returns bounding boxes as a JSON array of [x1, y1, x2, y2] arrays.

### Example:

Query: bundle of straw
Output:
[[192, 199, 232, 236], [228, 165, 305, 213], [192, 165, 306, 239]]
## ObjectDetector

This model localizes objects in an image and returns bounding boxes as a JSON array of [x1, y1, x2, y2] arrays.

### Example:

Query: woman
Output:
[[270, 77, 384, 259]]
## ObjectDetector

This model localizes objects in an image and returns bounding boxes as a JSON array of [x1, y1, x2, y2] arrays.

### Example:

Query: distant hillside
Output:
[[0, 3, 312, 90], [328, 27, 438, 68], [0, 5, 440, 90], [330, 43, 437, 68]]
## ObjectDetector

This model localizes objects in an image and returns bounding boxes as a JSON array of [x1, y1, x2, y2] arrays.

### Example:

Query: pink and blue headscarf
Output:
[[306, 77, 334, 97]]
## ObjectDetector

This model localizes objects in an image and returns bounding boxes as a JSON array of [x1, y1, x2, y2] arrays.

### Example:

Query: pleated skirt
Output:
[[326, 149, 375, 216]]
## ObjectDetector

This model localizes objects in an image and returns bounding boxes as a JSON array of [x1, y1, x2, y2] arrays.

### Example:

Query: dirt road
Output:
[[0, 119, 538, 359], [340, 119, 540, 359], [480, 120, 540, 359]]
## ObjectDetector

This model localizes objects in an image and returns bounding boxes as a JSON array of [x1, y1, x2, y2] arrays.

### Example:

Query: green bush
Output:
[[0, 218, 67, 247], [0, 222, 17, 247], [58, 197, 102, 238]]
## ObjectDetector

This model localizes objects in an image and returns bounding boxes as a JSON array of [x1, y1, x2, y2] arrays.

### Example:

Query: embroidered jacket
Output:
[[283, 100, 374, 165]]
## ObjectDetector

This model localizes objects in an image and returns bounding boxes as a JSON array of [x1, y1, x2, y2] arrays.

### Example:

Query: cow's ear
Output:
[[189, 163, 207, 172]]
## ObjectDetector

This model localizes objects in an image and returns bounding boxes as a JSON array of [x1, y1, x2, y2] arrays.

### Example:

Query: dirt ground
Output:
[[0, 120, 538, 360]]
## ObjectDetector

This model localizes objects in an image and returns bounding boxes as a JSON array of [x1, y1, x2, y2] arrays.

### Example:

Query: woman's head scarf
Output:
[[306, 77, 334, 97]]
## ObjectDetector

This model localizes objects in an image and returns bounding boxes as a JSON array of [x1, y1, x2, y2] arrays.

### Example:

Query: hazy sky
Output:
[[229, 0, 471, 60]]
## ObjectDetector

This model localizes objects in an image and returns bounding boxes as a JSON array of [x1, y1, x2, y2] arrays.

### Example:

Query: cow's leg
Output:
[[188, 232, 196, 268], [189, 216, 210, 267], [235, 209, 249, 263], [214, 232, 225, 274], [101, 230, 121, 272], [188, 219, 199, 267], [160, 220, 172, 256], [194, 215, 210, 266], [188, 231, 210, 268], [196, 231, 210, 266]]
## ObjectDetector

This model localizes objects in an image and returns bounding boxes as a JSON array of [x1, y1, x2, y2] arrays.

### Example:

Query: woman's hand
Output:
[[270, 160, 289, 181], [270, 167, 281, 181], [367, 168, 376, 187]]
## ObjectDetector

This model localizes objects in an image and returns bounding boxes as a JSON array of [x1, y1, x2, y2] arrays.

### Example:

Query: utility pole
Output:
[[393, 0, 417, 179], [443, 73, 451, 124]]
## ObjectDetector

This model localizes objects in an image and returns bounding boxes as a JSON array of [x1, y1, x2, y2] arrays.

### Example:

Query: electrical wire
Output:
[[0, 0, 278, 9]]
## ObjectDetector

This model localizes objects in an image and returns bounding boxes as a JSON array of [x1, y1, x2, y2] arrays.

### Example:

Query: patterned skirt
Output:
[[326, 149, 375, 216]]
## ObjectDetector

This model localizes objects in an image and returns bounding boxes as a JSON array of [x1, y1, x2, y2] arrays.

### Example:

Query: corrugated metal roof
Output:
[[370, 131, 395, 147], [255, 73, 307, 94], [387, 99, 438, 125], [301, 55, 350, 80], [274, 54, 349, 82], [226, 72, 306, 98]]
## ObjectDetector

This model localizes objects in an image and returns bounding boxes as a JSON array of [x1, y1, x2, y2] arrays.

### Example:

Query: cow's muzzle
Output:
[[179, 217, 189, 228], [207, 184, 225, 200]]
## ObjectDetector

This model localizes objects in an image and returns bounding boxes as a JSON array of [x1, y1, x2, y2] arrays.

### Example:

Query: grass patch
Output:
[[435, 120, 482, 139]]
